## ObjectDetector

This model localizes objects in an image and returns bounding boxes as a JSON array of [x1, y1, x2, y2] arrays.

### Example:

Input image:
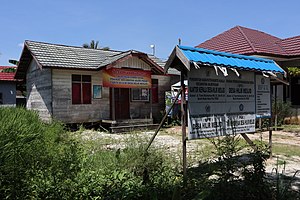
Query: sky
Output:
[[1, 0, 300, 65]]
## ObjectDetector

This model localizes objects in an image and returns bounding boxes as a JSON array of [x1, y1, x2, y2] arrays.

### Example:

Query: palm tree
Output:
[[83, 40, 110, 50], [83, 40, 99, 49]]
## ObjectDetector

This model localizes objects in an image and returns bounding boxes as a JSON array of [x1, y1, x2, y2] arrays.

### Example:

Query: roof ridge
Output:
[[25, 40, 122, 53], [236, 26, 257, 53], [281, 35, 300, 41]]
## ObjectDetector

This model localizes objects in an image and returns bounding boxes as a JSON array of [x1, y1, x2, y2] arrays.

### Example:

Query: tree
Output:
[[82, 40, 110, 50], [83, 40, 99, 49]]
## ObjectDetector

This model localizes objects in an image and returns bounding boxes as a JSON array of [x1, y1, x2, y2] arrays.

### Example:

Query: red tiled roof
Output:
[[196, 26, 300, 57], [0, 66, 17, 81], [281, 36, 300, 56]]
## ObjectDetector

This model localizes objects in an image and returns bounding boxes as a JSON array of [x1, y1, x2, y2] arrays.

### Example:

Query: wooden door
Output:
[[110, 88, 130, 119]]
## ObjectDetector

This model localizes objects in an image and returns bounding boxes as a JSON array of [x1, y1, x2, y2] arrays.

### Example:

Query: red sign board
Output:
[[103, 68, 151, 88]]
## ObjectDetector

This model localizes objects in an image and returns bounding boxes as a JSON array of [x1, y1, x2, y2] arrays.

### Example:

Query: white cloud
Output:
[[18, 43, 24, 48]]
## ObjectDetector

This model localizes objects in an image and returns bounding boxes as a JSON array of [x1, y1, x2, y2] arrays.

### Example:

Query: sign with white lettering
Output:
[[188, 66, 256, 139], [255, 75, 271, 118]]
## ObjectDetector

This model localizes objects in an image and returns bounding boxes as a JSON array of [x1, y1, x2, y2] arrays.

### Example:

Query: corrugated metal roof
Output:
[[179, 46, 285, 73]]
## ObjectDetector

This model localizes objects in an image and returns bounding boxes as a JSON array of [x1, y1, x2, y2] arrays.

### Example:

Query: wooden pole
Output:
[[181, 72, 187, 181], [145, 88, 182, 151], [274, 85, 278, 131], [269, 118, 273, 157], [241, 133, 258, 151]]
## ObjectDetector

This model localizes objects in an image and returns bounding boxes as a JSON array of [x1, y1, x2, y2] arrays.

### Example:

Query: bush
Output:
[[0, 107, 82, 199], [74, 135, 182, 199], [190, 136, 273, 200], [0, 107, 182, 199], [272, 99, 292, 126]]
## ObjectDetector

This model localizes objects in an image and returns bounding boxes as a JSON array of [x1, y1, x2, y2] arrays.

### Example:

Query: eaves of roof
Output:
[[164, 45, 285, 75]]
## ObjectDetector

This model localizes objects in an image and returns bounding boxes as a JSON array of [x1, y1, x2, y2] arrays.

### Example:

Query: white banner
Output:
[[189, 114, 256, 139]]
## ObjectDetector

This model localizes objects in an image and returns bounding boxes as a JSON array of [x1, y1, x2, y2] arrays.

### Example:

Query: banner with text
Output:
[[103, 68, 151, 88], [188, 66, 256, 139]]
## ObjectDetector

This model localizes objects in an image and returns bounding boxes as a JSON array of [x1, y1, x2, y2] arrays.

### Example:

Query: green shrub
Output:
[[0, 107, 82, 199], [191, 136, 273, 200], [272, 99, 292, 126], [75, 135, 182, 200]]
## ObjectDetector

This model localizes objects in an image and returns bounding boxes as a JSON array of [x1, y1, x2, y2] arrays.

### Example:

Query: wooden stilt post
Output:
[[181, 72, 187, 182]]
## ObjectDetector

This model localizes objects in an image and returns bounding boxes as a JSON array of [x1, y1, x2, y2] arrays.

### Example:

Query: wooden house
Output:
[[15, 41, 176, 128]]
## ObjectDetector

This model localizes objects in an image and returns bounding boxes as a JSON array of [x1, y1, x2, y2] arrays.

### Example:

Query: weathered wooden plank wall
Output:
[[52, 69, 110, 123], [114, 57, 151, 70], [26, 56, 172, 124], [26, 60, 52, 122]]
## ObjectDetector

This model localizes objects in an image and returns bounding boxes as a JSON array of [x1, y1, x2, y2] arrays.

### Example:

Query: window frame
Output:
[[131, 88, 150, 102], [72, 74, 92, 105]]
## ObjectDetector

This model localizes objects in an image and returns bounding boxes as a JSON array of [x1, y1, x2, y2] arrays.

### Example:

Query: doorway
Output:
[[110, 88, 130, 119]]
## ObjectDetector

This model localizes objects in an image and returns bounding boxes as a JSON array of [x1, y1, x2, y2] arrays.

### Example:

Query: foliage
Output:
[[83, 40, 110, 50], [0, 107, 181, 199], [272, 99, 292, 126], [271, 158, 300, 200], [73, 135, 181, 200], [187, 136, 273, 200], [287, 67, 300, 77], [83, 40, 99, 49], [0, 107, 82, 199], [260, 99, 293, 129], [1, 107, 299, 199], [0, 67, 16, 73]]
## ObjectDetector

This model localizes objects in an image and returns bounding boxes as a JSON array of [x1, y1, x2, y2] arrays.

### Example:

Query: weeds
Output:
[[271, 157, 300, 200]]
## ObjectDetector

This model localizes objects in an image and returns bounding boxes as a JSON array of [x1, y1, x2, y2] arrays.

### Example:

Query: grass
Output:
[[273, 143, 300, 157], [281, 124, 300, 133]]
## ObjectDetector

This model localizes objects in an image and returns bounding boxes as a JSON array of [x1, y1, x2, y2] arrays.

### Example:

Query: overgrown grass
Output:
[[281, 125, 300, 133], [1, 107, 299, 199]]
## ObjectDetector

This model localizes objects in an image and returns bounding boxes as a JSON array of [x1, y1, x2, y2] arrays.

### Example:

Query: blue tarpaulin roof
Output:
[[177, 46, 285, 73]]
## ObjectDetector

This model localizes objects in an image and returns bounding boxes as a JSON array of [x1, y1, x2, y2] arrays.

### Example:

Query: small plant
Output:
[[271, 158, 300, 200], [195, 135, 273, 200]]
